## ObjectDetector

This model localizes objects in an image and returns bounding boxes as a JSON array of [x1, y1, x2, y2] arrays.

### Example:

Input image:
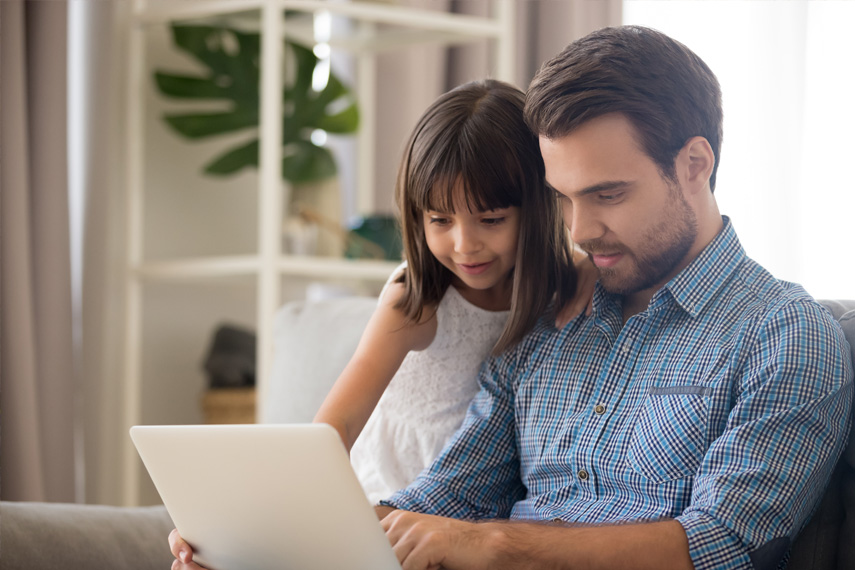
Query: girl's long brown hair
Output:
[[395, 79, 576, 355]]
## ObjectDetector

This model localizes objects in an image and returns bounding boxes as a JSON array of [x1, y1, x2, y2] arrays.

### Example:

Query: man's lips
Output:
[[458, 261, 493, 275], [589, 252, 623, 268]]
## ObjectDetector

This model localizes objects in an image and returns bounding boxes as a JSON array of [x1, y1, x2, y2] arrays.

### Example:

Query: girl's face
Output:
[[422, 186, 520, 310]]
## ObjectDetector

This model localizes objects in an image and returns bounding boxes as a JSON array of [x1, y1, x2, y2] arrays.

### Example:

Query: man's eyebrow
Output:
[[576, 181, 632, 196], [549, 180, 632, 198]]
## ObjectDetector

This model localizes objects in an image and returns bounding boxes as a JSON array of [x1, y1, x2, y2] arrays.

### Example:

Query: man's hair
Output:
[[395, 79, 576, 354], [525, 25, 723, 191]]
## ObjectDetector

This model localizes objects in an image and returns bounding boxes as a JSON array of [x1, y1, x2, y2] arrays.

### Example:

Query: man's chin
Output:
[[597, 268, 649, 297], [596, 270, 631, 296]]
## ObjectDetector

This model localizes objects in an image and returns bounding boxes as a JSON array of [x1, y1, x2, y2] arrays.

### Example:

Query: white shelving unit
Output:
[[122, 0, 515, 506]]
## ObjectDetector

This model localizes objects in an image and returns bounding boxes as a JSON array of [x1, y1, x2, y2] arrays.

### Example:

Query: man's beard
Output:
[[581, 182, 698, 296]]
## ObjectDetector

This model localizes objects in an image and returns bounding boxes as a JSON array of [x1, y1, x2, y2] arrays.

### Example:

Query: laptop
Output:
[[130, 423, 402, 570]]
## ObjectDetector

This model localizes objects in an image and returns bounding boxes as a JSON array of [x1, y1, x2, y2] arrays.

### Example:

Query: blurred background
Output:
[[2, 0, 852, 507]]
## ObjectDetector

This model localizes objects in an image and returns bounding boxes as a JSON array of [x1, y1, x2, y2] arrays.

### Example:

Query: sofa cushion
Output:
[[262, 297, 377, 423], [0, 501, 174, 570]]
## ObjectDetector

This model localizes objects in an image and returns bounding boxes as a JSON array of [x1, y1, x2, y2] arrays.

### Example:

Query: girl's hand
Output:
[[169, 528, 207, 570], [555, 254, 597, 328]]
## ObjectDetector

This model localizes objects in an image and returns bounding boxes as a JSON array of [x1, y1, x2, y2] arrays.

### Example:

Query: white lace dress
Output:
[[350, 282, 509, 504]]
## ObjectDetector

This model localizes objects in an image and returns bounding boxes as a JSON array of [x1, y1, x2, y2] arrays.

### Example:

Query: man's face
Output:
[[540, 113, 698, 304]]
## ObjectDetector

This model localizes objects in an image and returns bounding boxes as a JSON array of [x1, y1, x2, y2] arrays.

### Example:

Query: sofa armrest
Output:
[[835, 308, 855, 569], [0, 501, 174, 570]]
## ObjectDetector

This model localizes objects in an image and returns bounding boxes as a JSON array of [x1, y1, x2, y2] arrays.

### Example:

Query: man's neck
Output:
[[622, 286, 660, 324]]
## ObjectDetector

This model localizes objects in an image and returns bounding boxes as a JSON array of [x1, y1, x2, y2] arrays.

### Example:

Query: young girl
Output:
[[313, 79, 579, 503]]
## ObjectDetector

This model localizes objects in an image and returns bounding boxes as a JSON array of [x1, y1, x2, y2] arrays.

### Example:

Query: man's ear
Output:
[[678, 136, 715, 195]]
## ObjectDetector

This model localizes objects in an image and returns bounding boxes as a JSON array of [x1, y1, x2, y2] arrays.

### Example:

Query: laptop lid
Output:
[[130, 423, 401, 570]]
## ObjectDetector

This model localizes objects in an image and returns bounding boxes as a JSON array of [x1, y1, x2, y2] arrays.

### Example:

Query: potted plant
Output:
[[154, 22, 360, 254]]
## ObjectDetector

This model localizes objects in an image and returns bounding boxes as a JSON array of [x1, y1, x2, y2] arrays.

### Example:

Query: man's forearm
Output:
[[483, 518, 694, 570]]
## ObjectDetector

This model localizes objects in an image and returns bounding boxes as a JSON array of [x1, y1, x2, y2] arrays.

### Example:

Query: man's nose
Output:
[[569, 206, 605, 245]]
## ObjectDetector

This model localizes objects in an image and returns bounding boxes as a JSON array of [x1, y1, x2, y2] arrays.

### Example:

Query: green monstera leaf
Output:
[[154, 24, 359, 184]]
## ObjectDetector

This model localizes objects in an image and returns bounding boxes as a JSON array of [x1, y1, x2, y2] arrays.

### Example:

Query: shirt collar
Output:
[[589, 216, 746, 320], [653, 215, 745, 317]]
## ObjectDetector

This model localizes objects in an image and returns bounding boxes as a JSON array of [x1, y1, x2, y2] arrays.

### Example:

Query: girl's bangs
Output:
[[416, 152, 521, 214]]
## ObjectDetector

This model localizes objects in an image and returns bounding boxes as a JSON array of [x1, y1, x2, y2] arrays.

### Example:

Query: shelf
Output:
[[122, 0, 513, 507], [134, 254, 400, 281], [276, 19, 492, 55], [134, 0, 264, 23], [134, 0, 504, 39], [277, 255, 399, 280], [280, 1, 503, 37]]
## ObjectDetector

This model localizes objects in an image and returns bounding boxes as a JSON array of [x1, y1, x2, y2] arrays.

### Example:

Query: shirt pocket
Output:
[[626, 386, 710, 483]]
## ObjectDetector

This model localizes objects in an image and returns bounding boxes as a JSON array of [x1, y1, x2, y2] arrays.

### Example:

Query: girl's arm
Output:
[[313, 281, 437, 451]]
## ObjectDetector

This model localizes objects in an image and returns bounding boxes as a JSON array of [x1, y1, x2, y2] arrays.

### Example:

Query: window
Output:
[[624, 1, 855, 299]]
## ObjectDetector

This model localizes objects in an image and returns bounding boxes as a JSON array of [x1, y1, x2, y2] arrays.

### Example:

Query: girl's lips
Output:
[[591, 253, 623, 268], [458, 261, 493, 275]]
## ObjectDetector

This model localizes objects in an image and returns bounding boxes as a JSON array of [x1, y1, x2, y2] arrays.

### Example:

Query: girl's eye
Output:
[[481, 217, 505, 226], [429, 217, 450, 225]]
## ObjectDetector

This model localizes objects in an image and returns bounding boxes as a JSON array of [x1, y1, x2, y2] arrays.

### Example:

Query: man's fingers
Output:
[[388, 518, 431, 570], [383, 511, 427, 568], [382, 511, 459, 570]]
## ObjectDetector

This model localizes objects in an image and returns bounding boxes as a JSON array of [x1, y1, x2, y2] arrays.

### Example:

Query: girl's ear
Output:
[[678, 136, 715, 195]]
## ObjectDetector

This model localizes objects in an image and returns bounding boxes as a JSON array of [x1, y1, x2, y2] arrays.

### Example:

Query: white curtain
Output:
[[624, 1, 855, 300], [0, 0, 128, 505], [68, 0, 133, 506], [0, 0, 79, 502]]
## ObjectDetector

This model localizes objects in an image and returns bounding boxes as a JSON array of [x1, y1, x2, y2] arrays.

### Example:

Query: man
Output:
[[171, 26, 852, 570], [372, 26, 852, 569]]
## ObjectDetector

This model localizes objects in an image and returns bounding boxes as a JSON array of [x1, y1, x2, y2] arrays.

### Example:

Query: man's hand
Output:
[[381, 510, 499, 570], [168, 528, 207, 570]]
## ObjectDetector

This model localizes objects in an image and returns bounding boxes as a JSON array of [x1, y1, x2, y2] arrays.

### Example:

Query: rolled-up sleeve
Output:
[[678, 301, 854, 569]]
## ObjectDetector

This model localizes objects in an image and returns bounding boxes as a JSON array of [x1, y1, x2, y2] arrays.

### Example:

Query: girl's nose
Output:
[[453, 224, 481, 254]]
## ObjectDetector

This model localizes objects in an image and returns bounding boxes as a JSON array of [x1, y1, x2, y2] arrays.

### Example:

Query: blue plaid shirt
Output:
[[384, 218, 853, 570]]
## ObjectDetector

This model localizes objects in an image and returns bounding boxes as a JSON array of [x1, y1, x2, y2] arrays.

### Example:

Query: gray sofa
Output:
[[2, 297, 853, 570]]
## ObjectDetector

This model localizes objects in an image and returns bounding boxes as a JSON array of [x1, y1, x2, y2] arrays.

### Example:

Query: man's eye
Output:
[[600, 193, 622, 202]]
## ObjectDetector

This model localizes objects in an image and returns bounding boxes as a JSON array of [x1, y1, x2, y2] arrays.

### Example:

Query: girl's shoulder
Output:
[[377, 261, 408, 304], [375, 280, 438, 351]]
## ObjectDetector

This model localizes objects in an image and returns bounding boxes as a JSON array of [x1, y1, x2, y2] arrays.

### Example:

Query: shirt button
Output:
[[594, 404, 606, 415], [577, 469, 589, 481], [552, 517, 563, 524]]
